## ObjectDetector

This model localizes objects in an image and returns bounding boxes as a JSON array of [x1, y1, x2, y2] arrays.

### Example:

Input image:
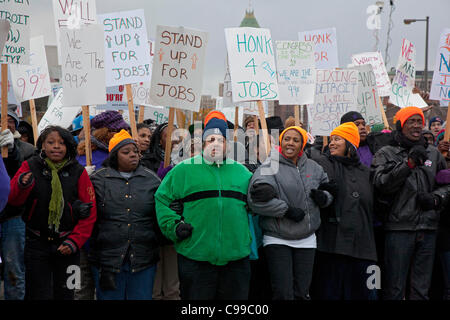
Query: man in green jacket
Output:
[[155, 111, 253, 300]]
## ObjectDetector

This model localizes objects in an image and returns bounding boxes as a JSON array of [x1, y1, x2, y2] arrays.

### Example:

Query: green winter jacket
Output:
[[155, 154, 252, 266]]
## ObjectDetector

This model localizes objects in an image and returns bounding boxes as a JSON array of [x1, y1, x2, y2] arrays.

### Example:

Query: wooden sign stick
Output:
[[1, 64, 8, 158], [234, 106, 239, 142], [294, 105, 300, 127], [82, 105, 92, 167], [322, 136, 328, 153], [176, 109, 185, 129], [138, 105, 145, 123], [378, 96, 390, 129], [444, 101, 450, 142], [164, 108, 175, 168], [28, 99, 39, 146], [125, 84, 138, 139], [257, 100, 271, 156]]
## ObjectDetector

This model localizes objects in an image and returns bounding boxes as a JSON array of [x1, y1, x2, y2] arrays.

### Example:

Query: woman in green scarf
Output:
[[9, 126, 97, 300]]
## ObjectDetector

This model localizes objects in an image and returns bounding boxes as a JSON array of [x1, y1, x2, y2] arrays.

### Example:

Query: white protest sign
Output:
[[0, 20, 10, 56], [222, 59, 234, 108], [0, 1, 30, 64], [408, 93, 428, 108], [52, 0, 97, 64], [60, 24, 106, 107], [38, 89, 81, 133], [96, 85, 128, 110], [99, 9, 151, 86], [225, 27, 279, 103], [0, 65, 19, 106], [307, 69, 358, 136], [127, 39, 154, 106], [350, 64, 383, 125], [351, 51, 392, 97], [10, 36, 51, 103], [275, 40, 316, 105], [143, 105, 173, 125], [430, 29, 450, 102], [298, 27, 338, 69], [239, 100, 268, 116], [389, 38, 416, 108], [150, 25, 208, 111]]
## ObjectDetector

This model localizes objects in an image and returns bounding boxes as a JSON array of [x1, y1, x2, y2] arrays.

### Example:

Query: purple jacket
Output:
[[0, 157, 10, 212]]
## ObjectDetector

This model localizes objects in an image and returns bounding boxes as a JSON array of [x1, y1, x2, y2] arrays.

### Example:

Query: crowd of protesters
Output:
[[0, 102, 449, 301]]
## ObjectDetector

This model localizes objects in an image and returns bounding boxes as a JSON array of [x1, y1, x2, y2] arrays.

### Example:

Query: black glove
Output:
[[408, 145, 428, 167], [72, 200, 93, 219], [284, 206, 306, 222], [318, 180, 338, 198], [99, 270, 116, 291], [250, 183, 277, 203], [175, 221, 193, 240], [417, 192, 441, 211], [310, 189, 329, 207], [169, 200, 184, 215]]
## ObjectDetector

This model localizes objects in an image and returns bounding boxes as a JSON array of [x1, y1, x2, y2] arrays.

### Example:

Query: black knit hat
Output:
[[265, 116, 284, 134], [340, 111, 364, 124]]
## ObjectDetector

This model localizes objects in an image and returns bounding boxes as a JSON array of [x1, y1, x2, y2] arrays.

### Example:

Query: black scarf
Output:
[[392, 130, 428, 150]]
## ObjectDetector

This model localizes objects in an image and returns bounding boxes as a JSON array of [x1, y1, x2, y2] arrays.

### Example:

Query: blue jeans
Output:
[[1, 217, 25, 300], [92, 262, 156, 300], [441, 251, 450, 300]]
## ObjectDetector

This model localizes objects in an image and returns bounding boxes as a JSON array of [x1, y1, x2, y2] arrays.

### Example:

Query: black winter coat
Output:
[[312, 153, 377, 262], [89, 165, 162, 273]]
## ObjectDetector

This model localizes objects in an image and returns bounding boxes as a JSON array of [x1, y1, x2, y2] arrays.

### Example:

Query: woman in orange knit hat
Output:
[[310, 122, 378, 300]]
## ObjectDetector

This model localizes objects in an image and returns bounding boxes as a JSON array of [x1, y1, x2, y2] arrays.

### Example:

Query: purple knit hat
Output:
[[91, 111, 130, 131]]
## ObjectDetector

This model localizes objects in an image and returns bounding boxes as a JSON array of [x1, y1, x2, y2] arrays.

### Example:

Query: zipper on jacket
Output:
[[297, 166, 311, 231], [211, 164, 223, 265]]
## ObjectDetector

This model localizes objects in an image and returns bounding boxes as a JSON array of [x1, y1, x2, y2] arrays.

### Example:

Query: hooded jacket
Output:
[[248, 149, 332, 241]]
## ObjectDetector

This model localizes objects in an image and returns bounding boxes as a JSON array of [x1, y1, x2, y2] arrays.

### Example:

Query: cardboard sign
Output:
[[38, 88, 81, 133], [225, 27, 279, 103], [52, 0, 97, 64], [60, 24, 106, 107], [275, 40, 316, 105], [350, 64, 383, 125], [307, 69, 358, 136], [351, 51, 392, 97], [143, 105, 176, 125], [0, 1, 31, 64], [389, 38, 416, 108], [298, 27, 338, 69], [0, 20, 10, 56], [96, 85, 128, 110], [10, 36, 51, 102], [98, 9, 151, 86], [430, 29, 450, 102], [150, 25, 208, 111]]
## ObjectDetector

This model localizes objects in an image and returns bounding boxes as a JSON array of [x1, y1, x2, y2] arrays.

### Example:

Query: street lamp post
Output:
[[404, 16, 430, 92]]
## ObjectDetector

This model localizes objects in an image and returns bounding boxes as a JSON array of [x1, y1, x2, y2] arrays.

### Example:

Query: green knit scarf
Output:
[[45, 158, 69, 231]]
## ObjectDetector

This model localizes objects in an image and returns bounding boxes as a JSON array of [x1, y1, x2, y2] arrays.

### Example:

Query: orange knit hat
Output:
[[279, 126, 308, 150], [394, 106, 425, 128], [331, 122, 360, 148], [204, 110, 227, 125], [108, 129, 136, 153]]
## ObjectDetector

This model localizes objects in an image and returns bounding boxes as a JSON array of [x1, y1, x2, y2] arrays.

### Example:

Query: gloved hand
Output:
[[310, 189, 329, 207], [19, 172, 33, 187], [0, 129, 14, 150], [169, 199, 184, 215], [250, 183, 277, 203], [99, 270, 117, 291], [85, 165, 96, 176], [175, 221, 193, 241], [417, 192, 441, 211], [157, 161, 173, 180], [318, 180, 338, 198], [284, 206, 306, 223], [408, 145, 428, 167], [72, 200, 93, 219]]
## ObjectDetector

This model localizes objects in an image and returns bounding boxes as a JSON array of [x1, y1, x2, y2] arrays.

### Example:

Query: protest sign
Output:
[[430, 29, 450, 102], [52, 0, 97, 64], [0, 20, 10, 56], [408, 93, 428, 108], [298, 27, 338, 69], [0, 66, 19, 106], [224, 27, 279, 103], [222, 60, 234, 107], [275, 40, 316, 105], [307, 69, 358, 136], [60, 24, 106, 107], [10, 36, 51, 102], [150, 25, 208, 111], [389, 38, 416, 108], [350, 64, 383, 125], [351, 51, 391, 97], [99, 9, 151, 87], [239, 100, 268, 116], [143, 105, 179, 125], [96, 85, 128, 110], [38, 88, 81, 133], [0, 1, 30, 64]]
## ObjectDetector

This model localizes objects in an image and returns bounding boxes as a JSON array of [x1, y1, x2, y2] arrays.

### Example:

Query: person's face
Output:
[[246, 121, 255, 131], [281, 129, 303, 163], [423, 133, 434, 145], [42, 131, 67, 163], [402, 115, 424, 141], [203, 134, 226, 161], [329, 135, 347, 157], [117, 143, 139, 172], [430, 121, 442, 136], [137, 127, 151, 152], [354, 119, 367, 142], [20, 133, 29, 143], [7, 116, 16, 133]]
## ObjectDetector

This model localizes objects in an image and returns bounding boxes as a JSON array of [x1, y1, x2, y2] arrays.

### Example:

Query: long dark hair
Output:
[[37, 126, 77, 160]]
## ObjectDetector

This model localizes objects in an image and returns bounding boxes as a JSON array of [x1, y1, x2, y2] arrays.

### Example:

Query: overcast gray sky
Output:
[[32, 0, 450, 96]]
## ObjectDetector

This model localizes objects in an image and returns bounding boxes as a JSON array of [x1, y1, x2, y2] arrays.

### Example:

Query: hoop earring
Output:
[[39, 150, 46, 159]]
